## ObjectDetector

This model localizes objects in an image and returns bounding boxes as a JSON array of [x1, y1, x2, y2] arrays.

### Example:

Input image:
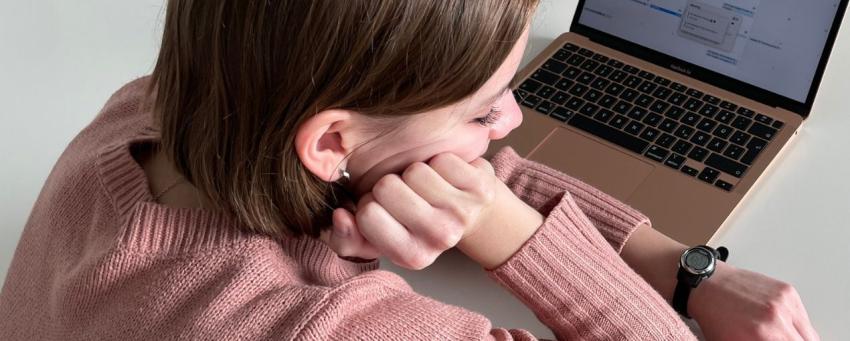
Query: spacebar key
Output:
[[568, 115, 649, 154]]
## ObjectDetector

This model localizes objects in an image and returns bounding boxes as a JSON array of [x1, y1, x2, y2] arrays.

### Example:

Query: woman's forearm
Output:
[[620, 223, 689, 303]]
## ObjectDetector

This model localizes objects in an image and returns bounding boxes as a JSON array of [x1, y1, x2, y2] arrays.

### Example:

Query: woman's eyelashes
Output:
[[474, 106, 503, 127]]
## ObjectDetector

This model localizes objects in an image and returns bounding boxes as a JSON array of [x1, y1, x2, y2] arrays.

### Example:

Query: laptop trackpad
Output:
[[526, 127, 654, 200]]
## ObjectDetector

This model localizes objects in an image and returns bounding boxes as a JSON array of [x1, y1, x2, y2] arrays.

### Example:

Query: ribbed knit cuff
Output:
[[489, 146, 649, 253], [486, 193, 696, 340]]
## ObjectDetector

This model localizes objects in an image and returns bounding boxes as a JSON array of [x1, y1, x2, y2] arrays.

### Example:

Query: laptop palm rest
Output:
[[527, 127, 654, 200]]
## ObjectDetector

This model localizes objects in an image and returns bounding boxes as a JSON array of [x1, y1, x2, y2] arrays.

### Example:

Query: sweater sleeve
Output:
[[299, 189, 696, 340], [488, 146, 650, 253]]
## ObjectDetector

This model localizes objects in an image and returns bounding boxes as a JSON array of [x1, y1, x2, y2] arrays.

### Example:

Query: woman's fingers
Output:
[[788, 287, 820, 341], [401, 162, 462, 208], [356, 193, 438, 270], [327, 207, 380, 260]]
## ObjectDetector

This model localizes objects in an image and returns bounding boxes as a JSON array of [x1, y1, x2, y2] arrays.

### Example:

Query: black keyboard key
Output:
[[554, 78, 574, 91], [737, 107, 755, 117], [624, 75, 642, 88], [569, 84, 589, 97], [519, 79, 543, 93], [551, 91, 570, 105], [731, 116, 752, 130], [563, 43, 579, 52], [688, 147, 709, 162], [681, 112, 700, 126], [666, 106, 686, 120], [755, 114, 774, 125], [566, 54, 586, 66], [645, 145, 669, 162], [697, 118, 717, 133], [563, 66, 582, 79], [580, 103, 600, 117], [719, 101, 738, 111], [659, 119, 679, 133], [553, 49, 572, 61], [772, 120, 785, 129], [595, 65, 614, 77], [607, 59, 624, 68], [724, 144, 746, 160], [609, 70, 627, 83], [625, 121, 645, 135], [535, 101, 555, 115], [672, 140, 693, 155], [531, 70, 560, 85], [730, 131, 751, 146], [595, 109, 615, 123], [635, 94, 654, 108], [568, 114, 649, 154], [640, 127, 661, 142], [521, 94, 542, 108], [591, 78, 611, 91], [713, 124, 733, 139], [654, 76, 672, 87], [670, 83, 688, 93], [740, 138, 767, 165], [638, 70, 656, 80], [627, 107, 649, 120], [668, 92, 688, 106], [699, 105, 720, 118], [550, 107, 573, 122], [642, 113, 664, 127], [705, 154, 748, 178], [565, 97, 585, 111], [620, 89, 639, 102], [657, 133, 676, 148], [707, 138, 728, 153], [583, 89, 603, 103], [581, 59, 600, 72], [698, 167, 720, 184], [537, 85, 556, 99], [613, 101, 632, 115], [592, 54, 609, 63], [610, 115, 629, 129], [686, 88, 704, 98], [605, 83, 625, 96], [649, 100, 670, 114], [513, 89, 528, 103], [684, 98, 704, 112], [577, 72, 595, 85], [542, 59, 568, 74], [691, 131, 711, 146], [665, 153, 686, 170], [578, 48, 594, 57], [748, 122, 778, 140], [638, 81, 658, 94], [715, 179, 733, 191], [623, 65, 640, 74], [653, 87, 673, 100], [599, 95, 618, 108], [681, 165, 700, 177], [716, 110, 735, 124], [674, 125, 695, 139], [703, 94, 721, 105]]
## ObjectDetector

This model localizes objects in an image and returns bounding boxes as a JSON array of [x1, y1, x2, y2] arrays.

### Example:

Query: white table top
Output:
[[1, 1, 847, 339]]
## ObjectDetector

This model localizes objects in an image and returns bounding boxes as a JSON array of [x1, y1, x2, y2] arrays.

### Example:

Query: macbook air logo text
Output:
[[670, 64, 692, 75]]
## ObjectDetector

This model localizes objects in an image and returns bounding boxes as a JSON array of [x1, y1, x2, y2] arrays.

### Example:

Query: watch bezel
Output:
[[680, 246, 716, 276]]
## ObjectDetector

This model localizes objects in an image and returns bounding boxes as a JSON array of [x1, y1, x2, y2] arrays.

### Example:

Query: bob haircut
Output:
[[148, 0, 539, 239]]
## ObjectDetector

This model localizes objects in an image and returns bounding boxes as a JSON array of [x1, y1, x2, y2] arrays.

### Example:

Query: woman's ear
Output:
[[294, 109, 358, 182]]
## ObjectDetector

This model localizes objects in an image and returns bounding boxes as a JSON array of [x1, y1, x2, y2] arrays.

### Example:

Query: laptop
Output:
[[488, 0, 849, 245]]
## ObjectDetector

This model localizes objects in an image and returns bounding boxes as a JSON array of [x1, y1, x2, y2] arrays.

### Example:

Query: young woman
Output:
[[0, 1, 817, 340]]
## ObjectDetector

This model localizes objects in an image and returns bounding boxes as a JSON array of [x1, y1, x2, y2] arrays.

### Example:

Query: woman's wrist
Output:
[[688, 259, 734, 321]]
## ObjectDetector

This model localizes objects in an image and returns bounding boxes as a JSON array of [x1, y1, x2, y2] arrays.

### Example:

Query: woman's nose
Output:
[[489, 93, 523, 140]]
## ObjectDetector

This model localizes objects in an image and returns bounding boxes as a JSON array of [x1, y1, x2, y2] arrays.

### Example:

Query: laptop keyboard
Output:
[[515, 43, 785, 192]]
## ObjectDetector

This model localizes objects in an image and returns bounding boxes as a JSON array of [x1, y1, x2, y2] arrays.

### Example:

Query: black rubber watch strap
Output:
[[673, 268, 693, 318]]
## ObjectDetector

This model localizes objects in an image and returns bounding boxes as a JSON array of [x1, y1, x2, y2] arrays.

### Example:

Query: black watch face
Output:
[[685, 248, 713, 271]]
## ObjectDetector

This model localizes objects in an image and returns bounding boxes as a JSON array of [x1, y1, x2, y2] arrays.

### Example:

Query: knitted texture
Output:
[[0, 76, 696, 340]]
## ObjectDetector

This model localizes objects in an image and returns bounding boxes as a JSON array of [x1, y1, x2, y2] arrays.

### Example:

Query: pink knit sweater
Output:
[[0, 77, 696, 340]]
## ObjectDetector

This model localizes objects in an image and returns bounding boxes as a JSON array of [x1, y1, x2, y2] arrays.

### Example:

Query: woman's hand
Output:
[[320, 152, 541, 270], [690, 262, 820, 341]]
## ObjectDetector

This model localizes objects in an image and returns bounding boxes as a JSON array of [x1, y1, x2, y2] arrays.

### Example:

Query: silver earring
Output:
[[338, 168, 351, 183]]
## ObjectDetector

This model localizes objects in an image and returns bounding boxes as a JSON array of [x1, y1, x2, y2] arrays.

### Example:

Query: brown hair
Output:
[[148, 0, 539, 239]]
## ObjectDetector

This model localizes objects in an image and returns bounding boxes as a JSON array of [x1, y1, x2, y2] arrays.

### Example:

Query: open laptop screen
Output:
[[577, 0, 842, 103]]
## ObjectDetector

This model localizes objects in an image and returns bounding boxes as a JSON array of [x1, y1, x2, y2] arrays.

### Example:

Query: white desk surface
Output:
[[2, 1, 848, 339]]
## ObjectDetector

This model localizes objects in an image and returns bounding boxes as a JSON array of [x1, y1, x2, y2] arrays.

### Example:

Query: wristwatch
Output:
[[672, 245, 729, 318]]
